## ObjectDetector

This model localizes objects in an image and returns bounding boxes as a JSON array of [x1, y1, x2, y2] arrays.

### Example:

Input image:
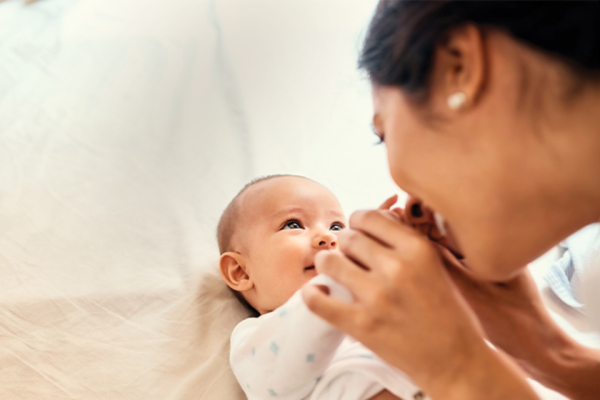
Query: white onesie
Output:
[[230, 275, 427, 400]]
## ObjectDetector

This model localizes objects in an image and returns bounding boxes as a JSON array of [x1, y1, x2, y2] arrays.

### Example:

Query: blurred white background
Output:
[[0, 0, 401, 301], [0, 1, 403, 398]]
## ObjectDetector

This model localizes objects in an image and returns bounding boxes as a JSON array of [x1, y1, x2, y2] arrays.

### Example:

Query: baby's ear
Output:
[[219, 252, 253, 292]]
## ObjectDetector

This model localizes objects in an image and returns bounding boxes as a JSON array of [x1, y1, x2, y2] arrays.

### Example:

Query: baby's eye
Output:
[[282, 220, 303, 230], [330, 223, 345, 231]]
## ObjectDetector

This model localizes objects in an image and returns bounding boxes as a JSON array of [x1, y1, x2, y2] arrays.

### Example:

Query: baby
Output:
[[218, 175, 426, 400]]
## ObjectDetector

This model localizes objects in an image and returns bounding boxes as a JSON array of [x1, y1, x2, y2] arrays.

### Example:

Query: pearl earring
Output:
[[447, 92, 466, 110]]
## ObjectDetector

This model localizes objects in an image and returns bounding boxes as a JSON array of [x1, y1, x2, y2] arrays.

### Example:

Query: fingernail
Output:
[[434, 212, 447, 236]]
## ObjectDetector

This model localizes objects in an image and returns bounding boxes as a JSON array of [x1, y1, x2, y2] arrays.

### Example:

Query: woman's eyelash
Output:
[[371, 124, 385, 145]]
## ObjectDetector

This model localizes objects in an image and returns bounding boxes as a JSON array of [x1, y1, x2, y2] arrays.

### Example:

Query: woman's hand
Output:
[[378, 195, 600, 399], [441, 248, 557, 366], [441, 246, 600, 399], [302, 207, 538, 400]]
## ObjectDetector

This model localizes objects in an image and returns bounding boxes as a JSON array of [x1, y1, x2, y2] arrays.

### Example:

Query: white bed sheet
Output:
[[0, 1, 396, 398]]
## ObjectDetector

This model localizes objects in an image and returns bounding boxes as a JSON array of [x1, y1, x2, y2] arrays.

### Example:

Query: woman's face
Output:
[[371, 54, 591, 281], [370, 26, 600, 281]]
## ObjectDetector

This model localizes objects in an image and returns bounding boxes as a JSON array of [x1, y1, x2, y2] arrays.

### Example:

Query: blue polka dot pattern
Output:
[[270, 341, 279, 355]]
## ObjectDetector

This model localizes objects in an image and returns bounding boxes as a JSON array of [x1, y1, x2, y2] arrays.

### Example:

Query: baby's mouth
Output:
[[304, 265, 315, 271]]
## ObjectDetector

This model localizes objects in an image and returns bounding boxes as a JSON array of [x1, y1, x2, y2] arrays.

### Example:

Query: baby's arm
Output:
[[230, 281, 346, 400]]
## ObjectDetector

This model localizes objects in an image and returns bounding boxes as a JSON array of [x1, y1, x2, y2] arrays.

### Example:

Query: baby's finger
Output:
[[389, 207, 407, 224], [301, 284, 359, 333], [378, 194, 398, 210]]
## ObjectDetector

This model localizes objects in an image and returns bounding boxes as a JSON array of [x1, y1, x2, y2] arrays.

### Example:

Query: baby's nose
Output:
[[313, 232, 337, 249]]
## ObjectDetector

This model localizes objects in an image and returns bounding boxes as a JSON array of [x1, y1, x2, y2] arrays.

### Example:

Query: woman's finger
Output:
[[314, 250, 376, 300], [301, 284, 359, 333], [437, 243, 572, 380], [349, 209, 424, 250], [337, 229, 397, 278]]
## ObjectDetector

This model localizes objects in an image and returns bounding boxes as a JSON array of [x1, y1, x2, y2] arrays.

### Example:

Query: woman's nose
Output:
[[312, 231, 337, 250]]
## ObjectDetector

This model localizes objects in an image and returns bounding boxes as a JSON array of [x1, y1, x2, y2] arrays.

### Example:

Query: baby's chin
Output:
[[259, 271, 319, 315]]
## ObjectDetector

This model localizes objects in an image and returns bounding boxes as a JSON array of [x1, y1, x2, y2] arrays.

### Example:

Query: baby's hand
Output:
[[377, 194, 406, 224], [379, 195, 464, 260]]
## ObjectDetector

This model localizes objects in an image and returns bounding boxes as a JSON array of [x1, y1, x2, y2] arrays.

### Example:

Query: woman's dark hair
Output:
[[359, 1, 599, 97]]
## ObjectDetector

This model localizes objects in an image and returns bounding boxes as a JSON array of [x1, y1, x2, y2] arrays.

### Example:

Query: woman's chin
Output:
[[447, 226, 529, 282], [465, 254, 526, 282]]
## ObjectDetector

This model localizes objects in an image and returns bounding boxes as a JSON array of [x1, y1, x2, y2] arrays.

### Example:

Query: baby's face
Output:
[[237, 177, 346, 314]]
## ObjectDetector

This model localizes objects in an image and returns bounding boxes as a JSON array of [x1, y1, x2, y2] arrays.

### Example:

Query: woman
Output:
[[302, 1, 600, 399]]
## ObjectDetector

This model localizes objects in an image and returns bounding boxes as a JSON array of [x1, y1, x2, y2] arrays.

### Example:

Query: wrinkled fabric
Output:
[[545, 224, 600, 309], [0, 0, 399, 399], [230, 275, 424, 400]]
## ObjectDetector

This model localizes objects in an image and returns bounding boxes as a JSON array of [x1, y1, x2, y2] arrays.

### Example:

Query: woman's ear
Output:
[[432, 23, 486, 110], [219, 252, 253, 292]]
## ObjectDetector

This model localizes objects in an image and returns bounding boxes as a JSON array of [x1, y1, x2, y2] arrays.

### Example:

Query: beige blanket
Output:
[[2, 270, 250, 399]]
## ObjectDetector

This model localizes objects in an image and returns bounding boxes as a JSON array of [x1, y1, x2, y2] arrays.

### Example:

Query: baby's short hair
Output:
[[217, 174, 309, 316], [216, 174, 308, 254]]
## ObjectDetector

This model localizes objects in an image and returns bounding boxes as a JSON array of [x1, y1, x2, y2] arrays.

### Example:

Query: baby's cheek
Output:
[[274, 277, 304, 309]]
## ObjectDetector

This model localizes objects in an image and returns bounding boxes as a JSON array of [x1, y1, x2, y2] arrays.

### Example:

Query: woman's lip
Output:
[[432, 228, 464, 259], [448, 247, 465, 260], [440, 222, 465, 259], [427, 217, 465, 260]]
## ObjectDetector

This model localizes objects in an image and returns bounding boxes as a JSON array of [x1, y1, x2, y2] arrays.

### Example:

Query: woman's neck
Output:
[[545, 77, 600, 224]]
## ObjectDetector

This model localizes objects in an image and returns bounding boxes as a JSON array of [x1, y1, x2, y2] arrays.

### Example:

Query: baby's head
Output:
[[218, 175, 346, 315]]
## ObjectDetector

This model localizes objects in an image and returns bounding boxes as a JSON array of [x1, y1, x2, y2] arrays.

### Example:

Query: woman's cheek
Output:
[[386, 142, 403, 186], [386, 141, 418, 195]]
